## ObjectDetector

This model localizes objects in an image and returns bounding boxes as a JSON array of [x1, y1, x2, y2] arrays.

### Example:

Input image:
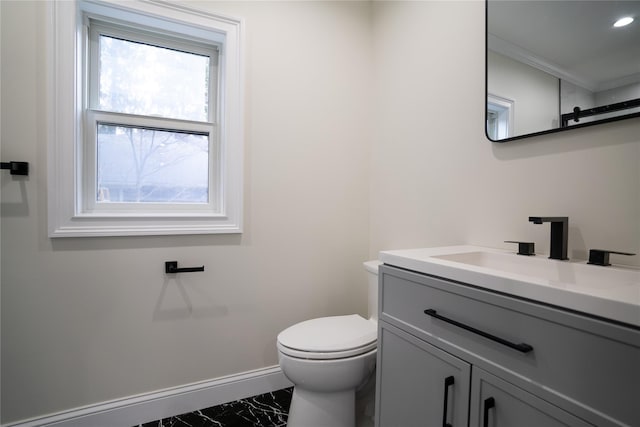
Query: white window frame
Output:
[[46, 0, 244, 237], [85, 21, 220, 215]]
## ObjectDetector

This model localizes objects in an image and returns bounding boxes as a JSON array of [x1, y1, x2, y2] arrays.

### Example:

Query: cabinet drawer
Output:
[[380, 266, 640, 427]]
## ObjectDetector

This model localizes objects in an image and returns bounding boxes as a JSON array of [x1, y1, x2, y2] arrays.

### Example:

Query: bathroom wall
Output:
[[0, 1, 372, 423], [562, 81, 640, 123], [596, 82, 640, 105], [370, 1, 639, 265], [561, 80, 596, 118], [594, 83, 640, 120], [2, 0, 639, 424]]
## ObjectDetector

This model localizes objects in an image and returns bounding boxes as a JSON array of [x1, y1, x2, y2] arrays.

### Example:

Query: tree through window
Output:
[[88, 21, 218, 207]]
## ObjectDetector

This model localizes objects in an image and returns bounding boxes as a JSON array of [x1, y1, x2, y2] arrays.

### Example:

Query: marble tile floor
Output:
[[136, 387, 293, 427]]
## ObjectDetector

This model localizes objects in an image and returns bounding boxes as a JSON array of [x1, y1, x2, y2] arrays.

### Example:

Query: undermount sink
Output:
[[379, 246, 640, 327]]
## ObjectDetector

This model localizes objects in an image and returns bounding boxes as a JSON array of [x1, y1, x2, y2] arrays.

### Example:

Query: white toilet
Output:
[[277, 261, 380, 427]]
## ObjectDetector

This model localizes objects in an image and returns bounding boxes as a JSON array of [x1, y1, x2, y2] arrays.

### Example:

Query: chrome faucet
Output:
[[528, 217, 569, 260]]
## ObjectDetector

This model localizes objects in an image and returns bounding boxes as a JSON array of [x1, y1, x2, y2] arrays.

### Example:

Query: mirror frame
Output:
[[485, 0, 640, 143]]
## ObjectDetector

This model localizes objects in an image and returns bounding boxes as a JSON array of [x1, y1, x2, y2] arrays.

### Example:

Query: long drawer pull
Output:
[[483, 397, 495, 427], [424, 309, 534, 353]]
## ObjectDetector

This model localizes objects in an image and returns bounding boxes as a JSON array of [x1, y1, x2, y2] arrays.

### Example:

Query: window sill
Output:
[[49, 218, 242, 238]]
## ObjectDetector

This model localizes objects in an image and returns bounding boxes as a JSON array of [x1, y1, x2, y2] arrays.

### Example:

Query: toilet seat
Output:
[[277, 314, 377, 360], [278, 340, 377, 360]]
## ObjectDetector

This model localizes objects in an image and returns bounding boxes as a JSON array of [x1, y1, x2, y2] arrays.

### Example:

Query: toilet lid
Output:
[[277, 314, 377, 353]]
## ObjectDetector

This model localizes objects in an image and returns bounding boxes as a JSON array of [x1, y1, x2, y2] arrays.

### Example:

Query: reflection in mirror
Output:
[[486, 1, 640, 142], [487, 94, 514, 140]]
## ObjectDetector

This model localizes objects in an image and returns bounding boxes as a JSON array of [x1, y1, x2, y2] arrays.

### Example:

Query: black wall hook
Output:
[[165, 261, 205, 274]]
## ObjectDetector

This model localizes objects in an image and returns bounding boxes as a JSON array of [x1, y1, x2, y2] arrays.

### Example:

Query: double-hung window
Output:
[[87, 21, 219, 213], [47, 0, 243, 237]]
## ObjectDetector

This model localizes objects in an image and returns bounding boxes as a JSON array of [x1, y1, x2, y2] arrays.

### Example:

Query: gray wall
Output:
[[1, 0, 638, 424]]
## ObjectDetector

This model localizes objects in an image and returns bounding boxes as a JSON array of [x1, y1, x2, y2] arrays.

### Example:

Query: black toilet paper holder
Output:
[[165, 261, 205, 274]]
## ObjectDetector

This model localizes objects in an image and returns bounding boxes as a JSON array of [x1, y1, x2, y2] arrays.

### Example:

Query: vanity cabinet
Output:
[[377, 325, 470, 426], [375, 265, 640, 427]]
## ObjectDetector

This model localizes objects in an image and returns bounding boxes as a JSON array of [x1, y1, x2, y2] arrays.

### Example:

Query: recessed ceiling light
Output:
[[613, 17, 634, 28]]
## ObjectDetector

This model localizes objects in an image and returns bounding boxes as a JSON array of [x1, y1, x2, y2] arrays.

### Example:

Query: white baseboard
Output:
[[4, 366, 292, 427]]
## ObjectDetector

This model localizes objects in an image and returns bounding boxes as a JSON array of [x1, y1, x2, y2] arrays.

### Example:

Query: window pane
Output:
[[97, 124, 209, 203], [98, 35, 210, 122]]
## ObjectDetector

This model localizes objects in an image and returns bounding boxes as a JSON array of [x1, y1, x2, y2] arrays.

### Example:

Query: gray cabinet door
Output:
[[376, 323, 471, 427], [469, 367, 593, 427]]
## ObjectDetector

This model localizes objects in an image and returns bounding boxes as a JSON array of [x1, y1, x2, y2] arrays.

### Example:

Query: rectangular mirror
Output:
[[486, 1, 640, 142]]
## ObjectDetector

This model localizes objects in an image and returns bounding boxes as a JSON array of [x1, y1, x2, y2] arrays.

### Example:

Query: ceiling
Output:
[[488, 1, 640, 92]]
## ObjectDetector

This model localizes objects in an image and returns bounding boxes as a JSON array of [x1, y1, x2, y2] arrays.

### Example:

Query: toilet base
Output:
[[287, 387, 355, 427]]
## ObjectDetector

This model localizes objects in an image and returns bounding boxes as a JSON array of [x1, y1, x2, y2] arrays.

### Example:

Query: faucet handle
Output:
[[505, 241, 535, 256], [587, 249, 636, 266]]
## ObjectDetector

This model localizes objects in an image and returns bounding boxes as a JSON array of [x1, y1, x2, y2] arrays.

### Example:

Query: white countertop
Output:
[[379, 246, 640, 328]]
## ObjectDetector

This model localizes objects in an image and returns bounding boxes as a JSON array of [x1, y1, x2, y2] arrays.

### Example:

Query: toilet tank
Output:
[[363, 261, 381, 321]]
